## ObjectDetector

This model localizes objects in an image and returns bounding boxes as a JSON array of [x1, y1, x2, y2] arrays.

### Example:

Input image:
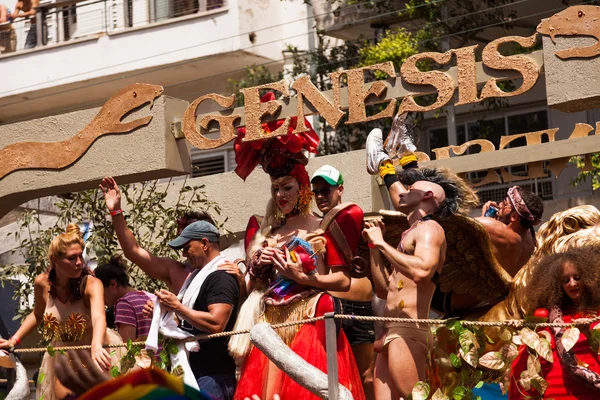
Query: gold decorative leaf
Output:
[[411, 381, 430, 400], [478, 351, 506, 370], [527, 354, 541, 376], [499, 343, 519, 363], [431, 388, 449, 400], [561, 327, 580, 352]]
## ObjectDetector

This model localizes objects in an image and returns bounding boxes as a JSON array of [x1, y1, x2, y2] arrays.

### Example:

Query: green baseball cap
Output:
[[311, 165, 343, 186]]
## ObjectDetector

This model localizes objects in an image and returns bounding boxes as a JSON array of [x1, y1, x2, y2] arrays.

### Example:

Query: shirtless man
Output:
[[0, 4, 16, 54], [310, 165, 374, 398], [362, 179, 447, 400], [478, 186, 543, 277], [10, 0, 45, 49]]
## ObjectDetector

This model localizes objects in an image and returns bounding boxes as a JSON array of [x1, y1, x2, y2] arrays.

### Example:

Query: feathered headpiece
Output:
[[233, 92, 319, 183], [233, 92, 319, 219]]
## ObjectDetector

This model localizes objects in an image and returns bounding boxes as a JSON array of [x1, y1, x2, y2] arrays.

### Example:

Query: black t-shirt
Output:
[[180, 270, 240, 377]]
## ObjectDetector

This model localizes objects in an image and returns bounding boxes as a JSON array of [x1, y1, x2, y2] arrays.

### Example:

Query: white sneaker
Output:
[[366, 128, 390, 175], [384, 112, 417, 159]]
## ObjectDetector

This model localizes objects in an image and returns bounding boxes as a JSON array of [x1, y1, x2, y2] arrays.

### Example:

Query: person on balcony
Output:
[[0, 4, 16, 53], [10, 0, 47, 49]]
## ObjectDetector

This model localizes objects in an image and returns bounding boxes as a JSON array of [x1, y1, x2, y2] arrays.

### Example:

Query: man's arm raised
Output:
[[365, 220, 444, 284], [100, 177, 183, 289]]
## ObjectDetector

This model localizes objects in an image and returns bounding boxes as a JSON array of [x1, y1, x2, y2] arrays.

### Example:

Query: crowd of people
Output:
[[0, 109, 598, 400]]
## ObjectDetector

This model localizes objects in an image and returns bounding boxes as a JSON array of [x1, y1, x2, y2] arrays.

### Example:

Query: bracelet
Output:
[[10, 336, 20, 346], [368, 243, 377, 249], [110, 209, 123, 217]]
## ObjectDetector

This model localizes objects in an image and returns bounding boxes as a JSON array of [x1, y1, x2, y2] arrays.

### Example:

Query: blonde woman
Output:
[[0, 224, 121, 399]]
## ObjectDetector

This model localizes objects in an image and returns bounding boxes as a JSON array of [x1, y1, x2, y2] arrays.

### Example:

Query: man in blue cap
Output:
[[152, 220, 240, 399]]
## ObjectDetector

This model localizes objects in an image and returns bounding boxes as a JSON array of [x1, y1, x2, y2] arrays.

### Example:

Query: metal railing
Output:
[[0, 0, 226, 55]]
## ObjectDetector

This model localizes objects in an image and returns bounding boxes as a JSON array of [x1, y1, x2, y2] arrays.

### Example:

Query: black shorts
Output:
[[337, 297, 375, 345]]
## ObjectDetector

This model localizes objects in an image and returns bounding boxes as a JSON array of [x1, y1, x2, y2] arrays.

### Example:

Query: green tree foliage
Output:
[[570, 153, 600, 190], [360, 28, 418, 73], [0, 178, 224, 320]]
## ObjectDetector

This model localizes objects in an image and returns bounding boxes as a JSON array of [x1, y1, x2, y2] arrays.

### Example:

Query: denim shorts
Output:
[[337, 297, 375, 345]]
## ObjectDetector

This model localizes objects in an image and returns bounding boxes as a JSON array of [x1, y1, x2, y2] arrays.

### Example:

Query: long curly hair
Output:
[[399, 167, 479, 217], [525, 246, 600, 315]]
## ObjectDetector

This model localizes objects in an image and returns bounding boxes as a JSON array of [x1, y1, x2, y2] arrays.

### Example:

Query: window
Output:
[[190, 146, 236, 178], [192, 156, 225, 177]]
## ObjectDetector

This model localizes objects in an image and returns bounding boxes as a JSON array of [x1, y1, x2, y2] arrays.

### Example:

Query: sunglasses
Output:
[[312, 186, 338, 197]]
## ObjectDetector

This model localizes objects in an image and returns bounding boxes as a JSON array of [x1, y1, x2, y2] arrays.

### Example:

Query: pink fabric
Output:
[[114, 290, 155, 339], [507, 186, 535, 222]]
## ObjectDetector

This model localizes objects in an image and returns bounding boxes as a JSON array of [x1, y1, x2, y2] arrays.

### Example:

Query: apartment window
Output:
[[190, 147, 236, 178], [427, 109, 551, 202]]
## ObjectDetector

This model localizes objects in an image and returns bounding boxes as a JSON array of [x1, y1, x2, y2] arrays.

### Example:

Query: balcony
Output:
[[1, 0, 228, 54], [0, 0, 311, 123], [313, 0, 408, 41]]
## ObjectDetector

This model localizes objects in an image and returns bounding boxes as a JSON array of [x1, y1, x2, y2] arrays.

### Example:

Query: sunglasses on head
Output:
[[312, 186, 338, 197]]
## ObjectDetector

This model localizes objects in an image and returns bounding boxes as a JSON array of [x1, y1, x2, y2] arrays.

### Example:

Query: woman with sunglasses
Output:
[[0, 224, 122, 399]]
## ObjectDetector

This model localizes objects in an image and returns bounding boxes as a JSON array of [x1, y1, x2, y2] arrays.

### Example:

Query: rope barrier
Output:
[[10, 314, 600, 354]]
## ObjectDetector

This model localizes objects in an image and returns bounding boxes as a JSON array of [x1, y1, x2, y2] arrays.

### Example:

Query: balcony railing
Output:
[[0, 0, 226, 55]]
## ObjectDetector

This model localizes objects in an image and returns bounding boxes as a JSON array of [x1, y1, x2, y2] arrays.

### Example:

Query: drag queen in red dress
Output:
[[509, 246, 600, 399], [230, 94, 365, 400]]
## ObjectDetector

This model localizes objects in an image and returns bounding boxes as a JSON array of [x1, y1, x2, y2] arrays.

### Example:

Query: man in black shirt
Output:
[[155, 221, 240, 400]]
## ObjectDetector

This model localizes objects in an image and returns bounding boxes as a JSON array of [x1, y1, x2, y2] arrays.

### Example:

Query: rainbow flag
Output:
[[79, 368, 209, 400]]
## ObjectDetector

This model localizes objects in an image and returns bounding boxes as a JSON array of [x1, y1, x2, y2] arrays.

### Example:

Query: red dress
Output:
[[509, 311, 600, 399], [234, 214, 366, 400]]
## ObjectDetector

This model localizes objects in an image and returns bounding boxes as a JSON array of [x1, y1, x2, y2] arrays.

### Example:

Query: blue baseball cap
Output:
[[168, 220, 220, 249]]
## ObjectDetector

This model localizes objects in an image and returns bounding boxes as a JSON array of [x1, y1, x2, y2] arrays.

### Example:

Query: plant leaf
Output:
[[531, 374, 549, 395], [411, 381, 430, 400], [478, 351, 506, 370], [512, 334, 522, 346], [539, 330, 552, 343], [520, 327, 540, 350], [536, 337, 554, 363], [527, 354, 541, 376], [590, 328, 600, 354], [431, 388, 449, 400], [561, 327, 580, 352], [459, 346, 479, 368], [110, 366, 120, 378], [519, 370, 532, 390], [452, 385, 468, 400], [47, 346, 55, 357], [499, 327, 513, 342], [450, 353, 462, 368], [500, 343, 519, 362]]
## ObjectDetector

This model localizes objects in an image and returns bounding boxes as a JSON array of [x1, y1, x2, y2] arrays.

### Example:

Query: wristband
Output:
[[10, 336, 20, 346], [378, 160, 396, 180], [400, 153, 418, 168], [110, 209, 123, 217], [368, 243, 377, 249]]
